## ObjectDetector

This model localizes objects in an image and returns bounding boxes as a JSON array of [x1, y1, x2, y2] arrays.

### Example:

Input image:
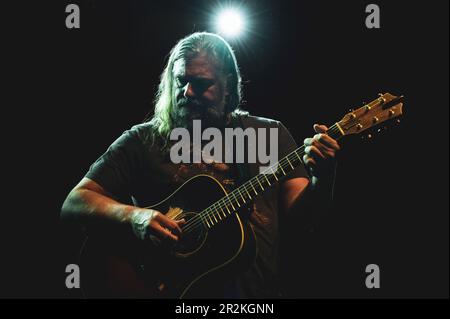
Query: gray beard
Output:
[[172, 104, 227, 131]]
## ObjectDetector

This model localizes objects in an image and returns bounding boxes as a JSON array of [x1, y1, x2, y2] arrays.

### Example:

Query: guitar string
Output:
[[179, 124, 342, 234], [180, 124, 342, 234]]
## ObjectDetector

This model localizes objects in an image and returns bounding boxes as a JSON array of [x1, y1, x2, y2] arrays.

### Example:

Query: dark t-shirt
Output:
[[85, 114, 309, 297]]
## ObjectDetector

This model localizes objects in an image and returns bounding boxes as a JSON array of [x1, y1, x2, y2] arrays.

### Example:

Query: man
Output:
[[61, 32, 340, 298]]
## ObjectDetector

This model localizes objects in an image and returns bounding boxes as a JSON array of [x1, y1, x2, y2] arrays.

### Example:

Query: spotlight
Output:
[[216, 8, 245, 37]]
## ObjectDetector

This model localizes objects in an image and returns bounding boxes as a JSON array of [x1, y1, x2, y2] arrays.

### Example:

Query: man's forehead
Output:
[[173, 54, 220, 78]]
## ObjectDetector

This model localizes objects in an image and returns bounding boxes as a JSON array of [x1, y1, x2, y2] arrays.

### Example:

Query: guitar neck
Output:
[[198, 123, 344, 229]]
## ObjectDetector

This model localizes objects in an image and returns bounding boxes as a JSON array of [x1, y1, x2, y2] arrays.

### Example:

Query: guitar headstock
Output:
[[337, 93, 404, 136]]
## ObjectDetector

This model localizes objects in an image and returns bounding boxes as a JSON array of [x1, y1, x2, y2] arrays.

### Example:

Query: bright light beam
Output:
[[216, 9, 245, 38]]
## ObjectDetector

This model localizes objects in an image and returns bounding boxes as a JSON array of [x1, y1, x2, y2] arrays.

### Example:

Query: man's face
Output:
[[172, 52, 228, 129]]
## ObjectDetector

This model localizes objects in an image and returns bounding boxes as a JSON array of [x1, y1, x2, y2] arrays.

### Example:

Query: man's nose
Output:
[[183, 82, 196, 99]]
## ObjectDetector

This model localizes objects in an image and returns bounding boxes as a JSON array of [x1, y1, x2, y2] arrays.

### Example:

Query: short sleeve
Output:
[[85, 127, 144, 199], [277, 121, 310, 181]]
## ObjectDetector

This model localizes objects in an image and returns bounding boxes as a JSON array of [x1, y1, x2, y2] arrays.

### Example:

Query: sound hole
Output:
[[173, 212, 207, 256]]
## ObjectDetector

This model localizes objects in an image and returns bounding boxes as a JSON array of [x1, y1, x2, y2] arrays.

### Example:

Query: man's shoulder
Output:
[[108, 122, 157, 150], [127, 122, 156, 142], [129, 121, 154, 134]]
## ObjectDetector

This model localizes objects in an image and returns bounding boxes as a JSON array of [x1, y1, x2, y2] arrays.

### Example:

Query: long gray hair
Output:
[[146, 32, 245, 140]]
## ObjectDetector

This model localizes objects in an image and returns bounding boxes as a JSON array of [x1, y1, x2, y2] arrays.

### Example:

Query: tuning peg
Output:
[[396, 119, 401, 124], [367, 134, 372, 139]]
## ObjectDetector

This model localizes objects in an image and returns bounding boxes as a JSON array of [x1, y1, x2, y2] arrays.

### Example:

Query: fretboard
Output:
[[198, 123, 344, 229]]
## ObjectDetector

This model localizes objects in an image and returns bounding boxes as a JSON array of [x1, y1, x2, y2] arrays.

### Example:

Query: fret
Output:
[[286, 157, 294, 169], [257, 178, 264, 191], [244, 187, 252, 200], [203, 215, 211, 228], [234, 195, 241, 207], [211, 211, 218, 223], [207, 213, 214, 225], [224, 195, 235, 210], [237, 188, 246, 203], [294, 150, 302, 162], [279, 163, 286, 175], [263, 174, 271, 186], [272, 171, 279, 181], [220, 206, 227, 218], [216, 209, 222, 220], [251, 182, 258, 195], [228, 190, 241, 209]]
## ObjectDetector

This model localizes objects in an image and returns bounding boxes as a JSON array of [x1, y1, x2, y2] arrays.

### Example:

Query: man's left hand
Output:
[[303, 124, 340, 180]]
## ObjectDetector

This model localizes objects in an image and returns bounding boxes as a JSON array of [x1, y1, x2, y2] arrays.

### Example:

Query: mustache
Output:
[[176, 98, 204, 109]]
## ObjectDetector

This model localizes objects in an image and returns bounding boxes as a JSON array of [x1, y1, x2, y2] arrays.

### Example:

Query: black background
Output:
[[2, 0, 448, 298]]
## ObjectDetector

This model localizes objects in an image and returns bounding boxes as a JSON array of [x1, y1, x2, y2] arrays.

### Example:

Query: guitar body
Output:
[[80, 175, 257, 298]]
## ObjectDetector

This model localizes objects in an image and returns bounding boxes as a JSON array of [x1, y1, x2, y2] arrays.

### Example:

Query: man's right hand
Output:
[[62, 178, 186, 243], [130, 209, 185, 242]]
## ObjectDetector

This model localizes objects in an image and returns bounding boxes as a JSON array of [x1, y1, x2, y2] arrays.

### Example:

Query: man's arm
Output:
[[280, 175, 335, 220], [61, 177, 183, 242], [280, 177, 310, 214]]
